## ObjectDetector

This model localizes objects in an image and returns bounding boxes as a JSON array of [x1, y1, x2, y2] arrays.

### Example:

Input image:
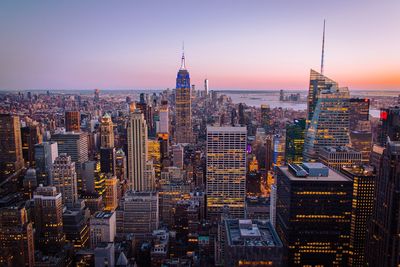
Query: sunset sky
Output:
[[0, 0, 399, 90]]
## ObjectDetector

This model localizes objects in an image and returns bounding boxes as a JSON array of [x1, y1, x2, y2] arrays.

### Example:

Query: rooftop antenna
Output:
[[321, 19, 326, 75], [180, 41, 186, 70]]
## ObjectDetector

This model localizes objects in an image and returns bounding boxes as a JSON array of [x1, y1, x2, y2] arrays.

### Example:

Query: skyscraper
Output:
[[304, 70, 350, 161], [204, 79, 209, 97], [127, 108, 154, 191], [51, 153, 78, 208], [33, 185, 65, 253], [65, 111, 81, 132], [0, 114, 24, 181], [100, 113, 114, 148], [365, 141, 400, 267], [260, 104, 271, 131], [175, 50, 192, 144], [206, 126, 247, 220], [21, 124, 42, 166], [349, 98, 370, 131], [285, 119, 306, 164], [0, 204, 35, 267], [276, 163, 352, 266], [341, 165, 375, 267], [100, 147, 116, 175], [52, 132, 89, 191], [158, 100, 169, 134], [378, 106, 400, 146], [306, 69, 339, 122], [349, 98, 372, 163], [34, 141, 58, 184]]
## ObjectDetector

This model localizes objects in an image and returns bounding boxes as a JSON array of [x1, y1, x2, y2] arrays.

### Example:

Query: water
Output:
[[220, 90, 382, 118]]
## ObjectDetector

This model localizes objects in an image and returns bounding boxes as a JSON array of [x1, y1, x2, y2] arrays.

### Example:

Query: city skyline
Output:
[[0, 0, 399, 91]]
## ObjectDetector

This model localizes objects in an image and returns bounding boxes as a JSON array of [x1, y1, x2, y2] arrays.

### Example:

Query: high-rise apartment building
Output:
[[33, 185, 65, 253], [51, 153, 78, 208], [365, 141, 400, 267], [206, 126, 247, 221], [276, 163, 352, 266], [175, 51, 192, 144], [341, 165, 375, 267], [0, 114, 24, 180], [304, 70, 350, 161]]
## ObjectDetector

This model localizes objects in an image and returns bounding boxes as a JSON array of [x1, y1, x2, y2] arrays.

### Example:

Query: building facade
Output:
[[175, 52, 192, 144], [276, 163, 352, 266], [206, 126, 247, 220]]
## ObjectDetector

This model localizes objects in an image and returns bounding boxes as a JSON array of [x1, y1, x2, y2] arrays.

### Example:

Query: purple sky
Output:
[[0, 0, 399, 90]]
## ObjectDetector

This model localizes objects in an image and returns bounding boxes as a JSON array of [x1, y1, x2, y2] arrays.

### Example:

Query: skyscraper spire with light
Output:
[[321, 19, 326, 75], [175, 44, 193, 144], [180, 41, 186, 70]]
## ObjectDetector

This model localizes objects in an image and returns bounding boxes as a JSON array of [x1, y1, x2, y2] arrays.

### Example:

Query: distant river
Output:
[[222, 91, 381, 118]]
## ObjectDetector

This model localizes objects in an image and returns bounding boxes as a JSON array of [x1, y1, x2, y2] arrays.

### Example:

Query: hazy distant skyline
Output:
[[0, 0, 399, 90]]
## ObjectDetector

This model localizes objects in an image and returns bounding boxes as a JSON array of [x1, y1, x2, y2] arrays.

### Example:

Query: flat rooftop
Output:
[[207, 126, 247, 133], [279, 165, 350, 182], [225, 219, 282, 247], [94, 211, 114, 219]]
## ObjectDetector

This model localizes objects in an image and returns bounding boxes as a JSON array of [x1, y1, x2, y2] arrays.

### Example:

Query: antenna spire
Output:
[[320, 19, 326, 75], [180, 41, 186, 70]]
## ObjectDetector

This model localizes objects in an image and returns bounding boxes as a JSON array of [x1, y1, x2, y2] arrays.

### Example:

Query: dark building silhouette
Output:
[[276, 163, 352, 266], [379, 106, 400, 146], [365, 141, 400, 267]]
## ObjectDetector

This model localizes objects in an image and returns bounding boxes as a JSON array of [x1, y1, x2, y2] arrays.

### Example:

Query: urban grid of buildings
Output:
[[0, 31, 400, 267]]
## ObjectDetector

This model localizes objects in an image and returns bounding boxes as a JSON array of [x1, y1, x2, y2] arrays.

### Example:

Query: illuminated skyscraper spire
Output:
[[180, 41, 186, 70], [321, 20, 326, 74]]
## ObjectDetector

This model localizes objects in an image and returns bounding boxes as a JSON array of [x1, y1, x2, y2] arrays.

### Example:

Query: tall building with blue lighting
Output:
[[175, 50, 192, 144]]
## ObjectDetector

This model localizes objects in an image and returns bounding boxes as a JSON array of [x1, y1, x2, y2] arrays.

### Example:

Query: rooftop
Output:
[[225, 219, 282, 247], [207, 126, 247, 133], [94, 211, 114, 219], [320, 146, 360, 153], [282, 163, 350, 182]]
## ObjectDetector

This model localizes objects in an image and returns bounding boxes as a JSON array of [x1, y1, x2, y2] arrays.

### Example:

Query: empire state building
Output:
[[175, 50, 192, 144]]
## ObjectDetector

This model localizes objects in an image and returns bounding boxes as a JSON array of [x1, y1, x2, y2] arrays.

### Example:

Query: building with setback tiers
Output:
[[175, 50, 192, 144], [304, 70, 350, 161]]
